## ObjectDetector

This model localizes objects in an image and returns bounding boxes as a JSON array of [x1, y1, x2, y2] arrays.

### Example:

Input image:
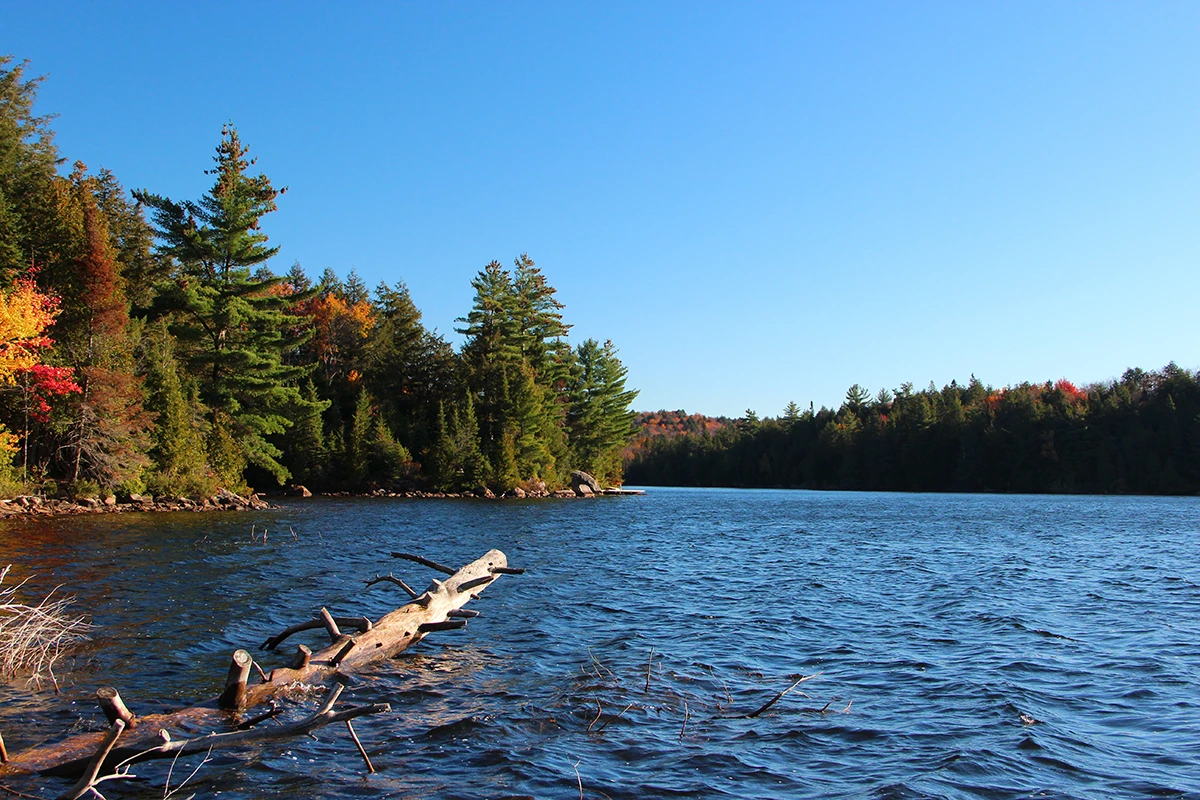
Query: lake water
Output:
[[1, 489, 1198, 799]]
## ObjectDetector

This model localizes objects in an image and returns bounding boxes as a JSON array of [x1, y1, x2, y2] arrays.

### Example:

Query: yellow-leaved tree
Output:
[[0, 278, 64, 479]]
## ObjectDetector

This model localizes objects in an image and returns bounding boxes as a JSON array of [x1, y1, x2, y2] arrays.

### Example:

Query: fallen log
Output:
[[0, 548, 514, 782], [56, 685, 387, 799]]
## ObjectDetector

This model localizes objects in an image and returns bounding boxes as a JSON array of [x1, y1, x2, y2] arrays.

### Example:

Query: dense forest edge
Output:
[[0, 57, 638, 501], [624, 367, 1200, 495]]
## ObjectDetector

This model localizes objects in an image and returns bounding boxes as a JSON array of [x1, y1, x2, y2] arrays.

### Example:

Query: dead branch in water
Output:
[[745, 673, 821, 719], [55, 685, 388, 798], [0, 566, 91, 686], [1, 549, 518, 785]]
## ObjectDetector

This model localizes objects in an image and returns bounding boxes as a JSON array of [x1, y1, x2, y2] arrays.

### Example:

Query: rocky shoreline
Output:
[[0, 488, 274, 520], [0, 472, 644, 521]]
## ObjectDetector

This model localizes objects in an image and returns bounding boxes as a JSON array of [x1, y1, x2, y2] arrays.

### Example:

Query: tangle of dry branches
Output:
[[0, 565, 91, 687]]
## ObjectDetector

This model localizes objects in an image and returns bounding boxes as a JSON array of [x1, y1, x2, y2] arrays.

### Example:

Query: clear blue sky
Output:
[[5, 1, 1198, 417]]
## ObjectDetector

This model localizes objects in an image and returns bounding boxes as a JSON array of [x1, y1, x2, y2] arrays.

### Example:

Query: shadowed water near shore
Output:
[[1, 489, 1198, 799]]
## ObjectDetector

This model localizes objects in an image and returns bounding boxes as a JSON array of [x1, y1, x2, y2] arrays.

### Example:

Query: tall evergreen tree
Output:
[[279, 379, 326, 486], [510, 253, 570, 381], [0, 57, 59, 280], [567, 339, 638, 484], [138, 319, 214, 497], [135, 126, 317, 487], [457, 260, 521, 458]]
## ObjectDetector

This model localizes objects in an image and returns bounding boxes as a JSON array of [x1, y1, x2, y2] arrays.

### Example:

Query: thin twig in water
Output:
[[587, 648, 616, 679], [644, 646, 654, 693], [679, 699, 689, 741], [0, 782, 42, 799], [290, 527, 298, 542], [594, 703, 635, 734], [571, 759, 583, 800], [745, 672, 822, 719], [587, 697, 603, 733], [345, 721, 375, 773], [163, 744, 213, 799]]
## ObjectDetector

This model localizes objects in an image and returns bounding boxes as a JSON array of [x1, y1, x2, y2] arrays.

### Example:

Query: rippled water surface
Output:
[[1, 489, 1198, 799]]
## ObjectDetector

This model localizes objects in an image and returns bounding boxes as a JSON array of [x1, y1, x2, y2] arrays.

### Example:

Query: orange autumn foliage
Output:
[[300, 294, 376, 376]]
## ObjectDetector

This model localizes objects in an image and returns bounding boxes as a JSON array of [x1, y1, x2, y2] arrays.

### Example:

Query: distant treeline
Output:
[[0, 57, 637, 498], [625, 366, 1200, 495]]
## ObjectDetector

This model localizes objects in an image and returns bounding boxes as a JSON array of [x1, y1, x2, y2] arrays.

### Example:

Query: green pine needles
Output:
[[136, 127, 323, 489]]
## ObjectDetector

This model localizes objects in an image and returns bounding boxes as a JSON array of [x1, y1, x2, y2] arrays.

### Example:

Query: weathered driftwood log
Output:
[[0, 549, 513, 781], [55, 685, 387, 797]]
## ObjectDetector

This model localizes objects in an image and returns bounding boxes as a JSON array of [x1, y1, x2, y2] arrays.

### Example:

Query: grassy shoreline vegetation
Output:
[[0, 57, 638, 502], [625, 368, 1200, 495]]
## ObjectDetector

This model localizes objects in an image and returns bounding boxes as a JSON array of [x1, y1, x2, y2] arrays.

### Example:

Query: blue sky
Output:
[[5, 2, 1198, 417]]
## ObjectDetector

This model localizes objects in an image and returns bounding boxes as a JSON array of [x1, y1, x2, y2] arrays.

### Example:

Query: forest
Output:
[[0, 57, 638, 499], [625, 368, 1200, 495]]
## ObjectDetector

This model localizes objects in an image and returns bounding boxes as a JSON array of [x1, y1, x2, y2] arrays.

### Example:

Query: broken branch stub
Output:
[[95, 687, 135, 728], [218, 650, 253, 710]]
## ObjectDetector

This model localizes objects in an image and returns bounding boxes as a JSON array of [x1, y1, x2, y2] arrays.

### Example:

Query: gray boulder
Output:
[[570, 470, 602, 496]]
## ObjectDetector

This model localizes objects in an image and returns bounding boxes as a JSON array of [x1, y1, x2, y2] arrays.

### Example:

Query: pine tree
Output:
[[510, 253, 570, 381], [285, 261, 311, 293], [135, 126, 317, 487], [362, 280, 430, 434], [342, 269, 368, 305], [567, 339, 638, 484], [509, 360, 559, 482], [429, 401, 455, 490], [280, 379, 326, 487], [346, 389, 373, 485], [455, 392, 489, 490], [138, 320, 215, 497], [0, 57, 59, 279], [457, 260, 520, 455], [366, 415, 411, 486]]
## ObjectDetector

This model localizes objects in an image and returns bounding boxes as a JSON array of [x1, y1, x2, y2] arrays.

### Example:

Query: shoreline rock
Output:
[[0, 489, 277, 520], [0, 482, 644, 520]]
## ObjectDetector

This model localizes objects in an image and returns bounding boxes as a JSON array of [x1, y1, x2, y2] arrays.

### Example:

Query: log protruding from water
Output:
[[1, 549, 517, 783]]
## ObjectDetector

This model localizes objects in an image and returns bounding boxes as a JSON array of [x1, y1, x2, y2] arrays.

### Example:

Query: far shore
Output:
[[0, 484, 645, 521]]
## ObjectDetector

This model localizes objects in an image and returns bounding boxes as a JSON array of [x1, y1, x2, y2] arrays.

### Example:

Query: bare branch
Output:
[[745, 673, 822, 719], [389, 553, 455, 576]]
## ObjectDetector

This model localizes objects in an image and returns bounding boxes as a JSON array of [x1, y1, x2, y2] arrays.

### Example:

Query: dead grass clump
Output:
[[0, 564, 91, 687]]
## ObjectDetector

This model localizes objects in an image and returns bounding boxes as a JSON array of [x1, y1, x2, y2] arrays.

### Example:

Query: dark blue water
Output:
[[1, 489, 1198, 799]]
